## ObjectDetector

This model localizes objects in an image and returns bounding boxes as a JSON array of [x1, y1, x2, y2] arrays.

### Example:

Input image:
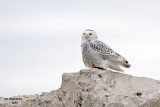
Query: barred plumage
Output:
[[81, 29, 131, 72]]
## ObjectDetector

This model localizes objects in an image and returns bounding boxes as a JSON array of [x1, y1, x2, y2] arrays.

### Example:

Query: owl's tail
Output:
[[108, 61, 124, 72], [109, 65, 124, 72], [115, 52, 131, 68], [119, 60, 131, 68]]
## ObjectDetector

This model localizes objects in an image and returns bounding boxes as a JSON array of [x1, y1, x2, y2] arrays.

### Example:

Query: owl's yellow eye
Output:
[[89, 33, 92, 35]]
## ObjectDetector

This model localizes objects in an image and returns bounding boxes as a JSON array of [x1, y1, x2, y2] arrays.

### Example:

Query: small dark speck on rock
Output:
[[136, 92, 142, 96], [58, 96, 62, 101], [78, 103, 82, 106], [105, 95, 109, 97], [104, 88, 107, 91], [102, 104, 106, 107], [98, 74, 102, 78]]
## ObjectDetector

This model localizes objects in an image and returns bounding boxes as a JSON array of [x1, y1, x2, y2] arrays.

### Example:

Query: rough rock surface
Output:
[[35, 69, 160, 107], [0, 94, 39, 107]]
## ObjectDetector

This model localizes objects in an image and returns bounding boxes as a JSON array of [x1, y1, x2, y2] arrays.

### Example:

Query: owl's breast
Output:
[[81, 42, 104, 68]]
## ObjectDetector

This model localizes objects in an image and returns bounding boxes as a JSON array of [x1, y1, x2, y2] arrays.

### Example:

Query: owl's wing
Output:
[[90, 40, 130, 68]]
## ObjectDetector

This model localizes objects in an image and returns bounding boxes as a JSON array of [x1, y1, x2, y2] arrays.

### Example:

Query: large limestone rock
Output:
[[35, 69, 160, 107], [0, 94, 39, 107]]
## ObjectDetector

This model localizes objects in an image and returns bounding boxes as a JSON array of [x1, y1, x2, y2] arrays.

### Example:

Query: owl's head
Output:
[[81, 29, 98, 42]]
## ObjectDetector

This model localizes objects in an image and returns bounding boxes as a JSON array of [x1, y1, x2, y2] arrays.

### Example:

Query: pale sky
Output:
[[0, 0, 160, 97]]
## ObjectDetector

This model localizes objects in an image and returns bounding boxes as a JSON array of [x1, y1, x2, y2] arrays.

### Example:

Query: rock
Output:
[[35, 69, 160, 107], [0, 94, 39, 107], [1, 69, 160, 107]]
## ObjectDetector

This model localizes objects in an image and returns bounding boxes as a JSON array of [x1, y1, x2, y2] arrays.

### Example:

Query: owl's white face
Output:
[[81, 29, 98, 42]]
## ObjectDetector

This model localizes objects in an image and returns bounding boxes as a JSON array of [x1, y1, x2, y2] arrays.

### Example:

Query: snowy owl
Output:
[[81, 29, 131, 72]]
